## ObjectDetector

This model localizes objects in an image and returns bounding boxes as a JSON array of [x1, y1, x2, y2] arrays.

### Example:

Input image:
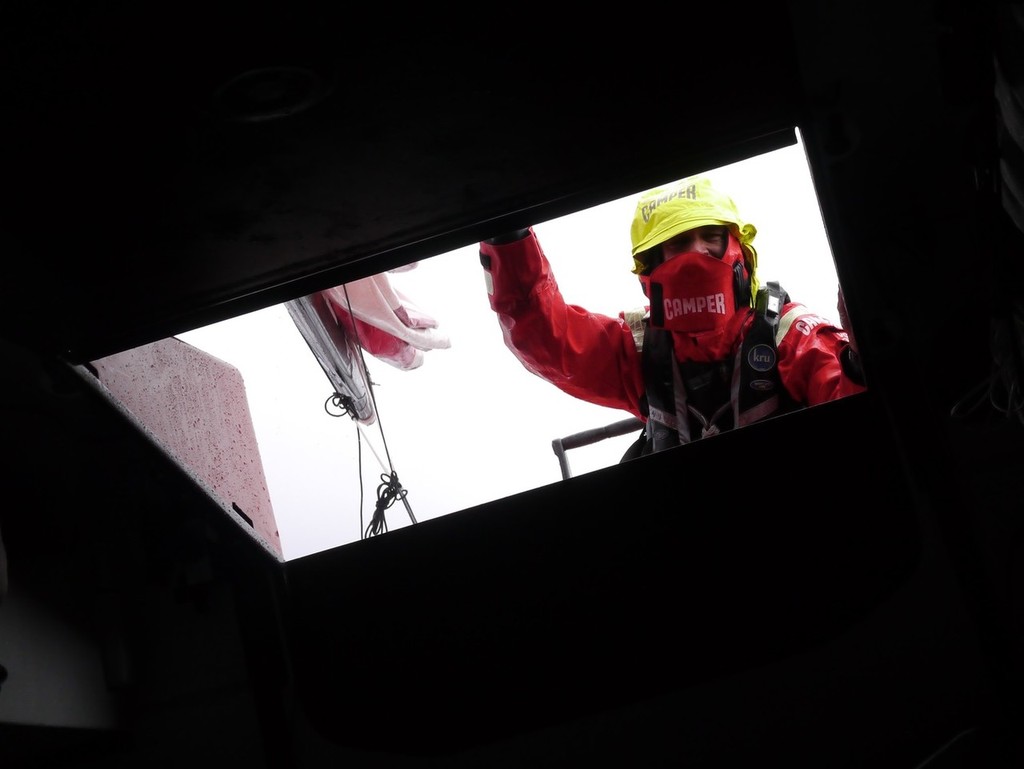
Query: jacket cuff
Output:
[[483, 228, 531, 246], [479, 227, 551, 309]]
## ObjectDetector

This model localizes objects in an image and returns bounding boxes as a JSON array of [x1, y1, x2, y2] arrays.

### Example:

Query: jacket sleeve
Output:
[[479, 228, 647, 419], [775, 302, 868, 406]]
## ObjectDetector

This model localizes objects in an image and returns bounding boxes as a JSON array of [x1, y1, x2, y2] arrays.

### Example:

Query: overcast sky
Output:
[[177, 136, 840, 561]]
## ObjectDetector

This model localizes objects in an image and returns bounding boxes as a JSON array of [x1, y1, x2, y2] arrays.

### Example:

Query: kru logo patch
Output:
[[748, 343, 776, 372]]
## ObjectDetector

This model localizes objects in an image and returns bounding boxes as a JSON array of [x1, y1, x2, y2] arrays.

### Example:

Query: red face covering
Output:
[[639, 234, 749, 332]]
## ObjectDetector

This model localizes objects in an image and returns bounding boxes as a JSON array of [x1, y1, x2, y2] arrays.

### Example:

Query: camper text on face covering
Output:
[[664, 292, 726, 319]]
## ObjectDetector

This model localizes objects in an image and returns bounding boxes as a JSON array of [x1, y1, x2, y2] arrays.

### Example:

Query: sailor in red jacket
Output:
[[479, 175, 866, 456]]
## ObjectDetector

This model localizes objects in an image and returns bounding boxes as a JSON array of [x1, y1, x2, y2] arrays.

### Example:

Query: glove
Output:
[[483, 228, 531, 246]]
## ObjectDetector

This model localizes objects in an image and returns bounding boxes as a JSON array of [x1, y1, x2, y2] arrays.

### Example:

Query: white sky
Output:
[[178, 135, 839, 561]]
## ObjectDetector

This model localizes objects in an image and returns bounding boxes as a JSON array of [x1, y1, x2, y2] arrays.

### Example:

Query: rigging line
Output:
[[323, 390, 371, 539], [357, 417, 365, 540], [355, 422, 391, 475], [340, 282, 417, 534], [324, 391, 357, 419], [341, 283, 398, 473]]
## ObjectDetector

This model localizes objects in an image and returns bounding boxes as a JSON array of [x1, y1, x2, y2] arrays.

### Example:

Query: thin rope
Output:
[[341, 285, 397, 468], [323, 390, 369, 537], [337, 283, 413, 538]]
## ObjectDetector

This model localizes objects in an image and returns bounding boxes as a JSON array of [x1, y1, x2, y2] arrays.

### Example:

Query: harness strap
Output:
[[638, 282, 796, 452], [687, 400, 732, 438]]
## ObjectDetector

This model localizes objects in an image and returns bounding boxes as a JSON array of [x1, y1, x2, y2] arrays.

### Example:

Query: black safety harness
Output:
[[622, 281, 798, 459]]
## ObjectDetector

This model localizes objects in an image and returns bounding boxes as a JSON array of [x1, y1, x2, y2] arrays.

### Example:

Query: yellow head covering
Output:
[[629, 176, 759, 284]]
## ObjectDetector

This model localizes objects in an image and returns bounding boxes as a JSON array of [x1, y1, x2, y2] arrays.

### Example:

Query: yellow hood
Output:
[[629, 176, 758, 277]]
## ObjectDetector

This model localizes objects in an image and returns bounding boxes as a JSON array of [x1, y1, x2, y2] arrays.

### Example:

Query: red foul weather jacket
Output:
[[479, 228, 866, 425]]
